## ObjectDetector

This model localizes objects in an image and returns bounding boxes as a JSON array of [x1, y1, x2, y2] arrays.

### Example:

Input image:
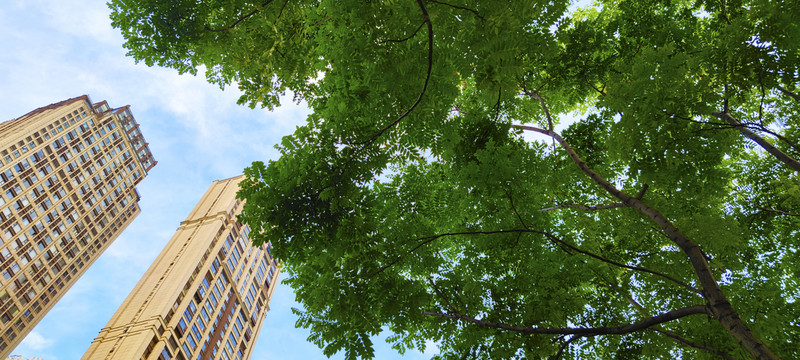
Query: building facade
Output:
[[82, 176, 280, 360], [0, 96, 156, 357]]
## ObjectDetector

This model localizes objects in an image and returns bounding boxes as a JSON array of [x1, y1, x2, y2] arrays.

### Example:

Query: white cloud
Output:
[[19, 331, 54, 350]]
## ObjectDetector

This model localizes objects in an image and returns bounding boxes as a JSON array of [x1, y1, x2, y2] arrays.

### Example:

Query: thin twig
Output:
[[729, 186, 800, 217], [205, 0, 275, 32], [504, 188, 529, 228], [428, 277, 458, 313], [356, 0, 434, 146], [379, 21, 426, 44], [550, 336, 580, 360], [539, 202, 627, 212], [427, 0, 486, 21], [651, 329, 735, 360], [373, 229, 702, 295]]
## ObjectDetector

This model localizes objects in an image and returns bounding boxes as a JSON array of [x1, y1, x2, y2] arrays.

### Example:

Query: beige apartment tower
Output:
[[83, 176, 280, 360], [0, 96, 156, 357]]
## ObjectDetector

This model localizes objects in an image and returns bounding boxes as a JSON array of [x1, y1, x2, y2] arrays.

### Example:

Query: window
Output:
[[158, 348, 171, 360], [191, 324, 201, 341], [177, 318, 187, 336], [186, 333, 197, 350]]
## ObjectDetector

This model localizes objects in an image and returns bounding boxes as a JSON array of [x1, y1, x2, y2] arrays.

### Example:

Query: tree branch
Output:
[[729, 186, 800, 217], [713, 111, 800, 172], [652, 329, 735, 360], [549, 335, 580, 360], [379, 21, 426, 44], [512, 120, 780, 359], [428, 277, 459, 313], [374, 229, 701, 295], [532, 229, 702, 295], [426, 0, 486, 21], [356, 0, 434, 146], [422, 305, 709, 335], [523, 91, 554, 131], [205, 0, 275, 32], [539, 202, 627, 212], [777, 85, 800, 102], [663, 110, 800, 153]]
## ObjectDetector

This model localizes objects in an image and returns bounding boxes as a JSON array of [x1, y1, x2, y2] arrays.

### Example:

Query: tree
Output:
[[110, 0, 800, 358]]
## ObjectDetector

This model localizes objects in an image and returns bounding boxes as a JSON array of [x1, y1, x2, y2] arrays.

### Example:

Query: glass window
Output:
[[186, 333, 197, 350], [191, 324, 201, 341]]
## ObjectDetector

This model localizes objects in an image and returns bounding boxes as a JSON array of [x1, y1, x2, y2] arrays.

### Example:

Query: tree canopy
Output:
[[110, 0, 800, 358]]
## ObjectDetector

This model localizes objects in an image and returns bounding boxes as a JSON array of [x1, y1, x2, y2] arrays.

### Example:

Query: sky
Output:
[[0, 0, 435, 359]]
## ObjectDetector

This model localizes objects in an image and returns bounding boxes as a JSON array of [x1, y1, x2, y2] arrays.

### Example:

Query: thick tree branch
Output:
[[777, 85, 800, 102], [523, 91, 554, 131], [512, 120, 781, 359], [713, 112, 800, 172], [422, 305, 709, 335], [664, 110, 800, 153], [205, 0, 275, 32], [749, 126, 800, 154]]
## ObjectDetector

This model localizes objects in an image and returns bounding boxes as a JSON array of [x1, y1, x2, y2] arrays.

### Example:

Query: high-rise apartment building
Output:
[[83, 175, 280, 360], [0, 95, 156, 357]]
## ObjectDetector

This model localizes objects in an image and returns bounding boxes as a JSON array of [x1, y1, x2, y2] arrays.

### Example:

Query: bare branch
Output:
[[427, 0, 486, 21], [720, 0, 732, 25], [713, 111, 800, 172], [422, 305, 709, 335], [581, 73, 606, 97], [372, 230, 520, 276], [504, 188, 529, 228], [746, 125, 800, 154], [205, 0, 275, 32]]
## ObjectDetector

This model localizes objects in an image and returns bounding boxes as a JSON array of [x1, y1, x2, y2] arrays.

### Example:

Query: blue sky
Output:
[[0, 0, 435, 359]]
